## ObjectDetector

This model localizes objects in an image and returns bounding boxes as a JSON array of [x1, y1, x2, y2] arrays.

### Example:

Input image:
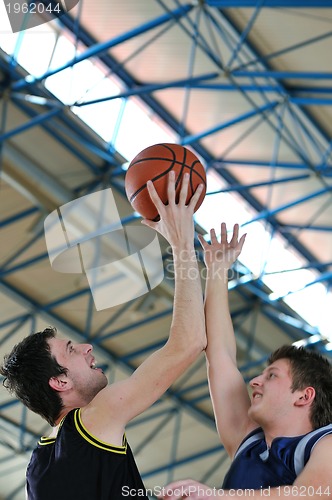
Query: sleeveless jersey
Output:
[[26, 408, 148, 499], [222, 424, 332, 489]]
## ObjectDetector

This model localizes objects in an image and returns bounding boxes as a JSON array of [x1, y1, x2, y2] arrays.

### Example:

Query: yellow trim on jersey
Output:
[[38, 412, 67, 445], [38, 436, 55, 446], [74, 408, 127, 454]]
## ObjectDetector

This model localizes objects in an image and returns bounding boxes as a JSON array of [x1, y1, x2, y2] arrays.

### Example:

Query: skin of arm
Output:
[[158, 225, 332, 500], [198, 223, 255, 458], [158, 435, 332, 499], [82, 171, 207, 440]]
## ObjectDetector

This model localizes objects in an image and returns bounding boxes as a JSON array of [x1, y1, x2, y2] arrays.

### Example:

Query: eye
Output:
[[268, 372, 276, 379]]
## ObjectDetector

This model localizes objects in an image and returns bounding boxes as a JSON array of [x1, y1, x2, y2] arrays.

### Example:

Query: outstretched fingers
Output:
[[237, 232, 247, 252], [167, 170, 177, 207], [229, 223, 240, 247], [229, 223, 247, 254], [140, 180, 163, 230], [187, 181, 204, 212], [140, 171, 205, 248], [197, 223, 246, 264], [220, 222, 227, 246], [178, 172, 190, 206], [141, 172, 204, 230], [197, 233, 208, 250], [210, 228, 218, 244], [147, 179, 162, 209]]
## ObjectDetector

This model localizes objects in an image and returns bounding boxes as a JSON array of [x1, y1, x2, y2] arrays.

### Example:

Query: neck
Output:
[[54, 398, 83, 426], [53, 408, 71, 427], [262, 418, 313, 447]]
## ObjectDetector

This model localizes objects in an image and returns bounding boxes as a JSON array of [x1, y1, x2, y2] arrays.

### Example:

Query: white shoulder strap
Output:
[[293, 423, 332, 476], [234, 429, 264, 460]]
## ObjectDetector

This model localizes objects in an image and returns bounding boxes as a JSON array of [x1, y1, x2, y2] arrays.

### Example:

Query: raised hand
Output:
[[198, 222, 246, 272], [141, 170, 204, 250]]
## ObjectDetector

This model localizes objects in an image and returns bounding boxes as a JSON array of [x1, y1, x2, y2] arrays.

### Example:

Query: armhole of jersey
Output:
[[233, 428, 264, 460], [74, 408, 128, 454], [293, 423, 332, 476]]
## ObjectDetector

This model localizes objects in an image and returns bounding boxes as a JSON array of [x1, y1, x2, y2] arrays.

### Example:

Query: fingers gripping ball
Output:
[[125, 143, 207, 220]]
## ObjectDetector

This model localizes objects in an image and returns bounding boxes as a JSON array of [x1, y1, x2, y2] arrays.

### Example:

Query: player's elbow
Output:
[[199, 330, 207, 351], [190, 333, 206, 356], [171, 326, 206, 359], [197, 321, 208, 352]]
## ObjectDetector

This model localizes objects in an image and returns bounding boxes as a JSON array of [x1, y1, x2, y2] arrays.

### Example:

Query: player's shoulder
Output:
[[296, 425, 332, 474], [84, 381, 123, 412], [80, 387, 127, 445], [304, 424, 332, 454], [229, 424, 262, 460], [310, 432, 332, 455]]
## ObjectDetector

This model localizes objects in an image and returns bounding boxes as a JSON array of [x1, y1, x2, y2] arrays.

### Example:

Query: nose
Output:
[[249, 375, 263, 388], [81, 344, 93, 355]]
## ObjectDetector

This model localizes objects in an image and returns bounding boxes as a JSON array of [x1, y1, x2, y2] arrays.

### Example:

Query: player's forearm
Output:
[[170, 244, 206, 355], [205, 264, 237, 363]]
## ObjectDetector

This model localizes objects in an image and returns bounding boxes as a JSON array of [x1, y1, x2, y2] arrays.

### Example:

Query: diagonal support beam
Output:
[[12, 4, 194, 91], [182, 100, 279, 145]]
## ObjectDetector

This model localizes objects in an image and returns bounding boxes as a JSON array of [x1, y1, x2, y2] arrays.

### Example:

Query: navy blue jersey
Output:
[[223, 424, 332, 489], [26, 408, 148, 499]]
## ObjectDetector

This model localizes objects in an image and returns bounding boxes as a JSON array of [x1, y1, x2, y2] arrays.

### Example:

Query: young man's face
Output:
[[248, 358, 300, 425], [48, 337, 108, 404]]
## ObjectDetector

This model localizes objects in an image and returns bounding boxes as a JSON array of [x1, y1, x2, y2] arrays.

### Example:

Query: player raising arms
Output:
[[0, 171, 206, 500], [160, 223, 332, 499]]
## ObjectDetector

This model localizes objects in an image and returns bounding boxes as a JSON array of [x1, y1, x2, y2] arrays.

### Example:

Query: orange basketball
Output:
[[125, 143, 206, 220]]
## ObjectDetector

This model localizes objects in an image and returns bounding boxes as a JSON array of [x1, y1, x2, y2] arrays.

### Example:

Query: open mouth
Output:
[[90, 359, 99, 370], [90, 360, 103, 373]]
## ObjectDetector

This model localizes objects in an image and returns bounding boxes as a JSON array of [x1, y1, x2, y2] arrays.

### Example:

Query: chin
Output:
[[99, 375, 108, 390], [248, 406, 259, 421]]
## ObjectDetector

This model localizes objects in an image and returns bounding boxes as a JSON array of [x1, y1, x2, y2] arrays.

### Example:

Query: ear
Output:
[[295, 386, 315, 407], [49, 374, 72, 393]]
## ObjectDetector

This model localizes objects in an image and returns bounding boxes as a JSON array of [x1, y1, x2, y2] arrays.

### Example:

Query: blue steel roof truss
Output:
[[1, 1, 332, 497]]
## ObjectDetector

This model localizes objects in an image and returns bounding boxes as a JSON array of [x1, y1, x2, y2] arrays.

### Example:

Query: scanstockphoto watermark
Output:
[[1, 0, 79, 33], [122, 485, 256, 497], [165, 246, 239, 281]]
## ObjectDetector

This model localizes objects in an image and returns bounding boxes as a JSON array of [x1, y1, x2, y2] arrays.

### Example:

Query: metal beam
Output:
[[233, 70, 332, 80], [12, 3, 194, 91], [75, 72, 220, 106], [182, 100, 279, 145]]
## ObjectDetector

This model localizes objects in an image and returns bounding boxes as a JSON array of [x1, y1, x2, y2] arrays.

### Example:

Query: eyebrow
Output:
[[264, 365, 280, 374]]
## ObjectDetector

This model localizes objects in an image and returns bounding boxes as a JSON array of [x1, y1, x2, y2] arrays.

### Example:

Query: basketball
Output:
[[125, 143, 207, 220]]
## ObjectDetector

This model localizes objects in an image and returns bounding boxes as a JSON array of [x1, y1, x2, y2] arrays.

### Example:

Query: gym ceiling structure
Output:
[[1, 0, 332, 498]]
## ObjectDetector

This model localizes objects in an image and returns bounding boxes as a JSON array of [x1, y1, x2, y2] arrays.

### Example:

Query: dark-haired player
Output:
[[1, 172, 206, 500]]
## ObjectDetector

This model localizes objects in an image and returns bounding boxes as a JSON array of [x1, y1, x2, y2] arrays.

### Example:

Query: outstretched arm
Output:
[[89, 171, 206, 432], [198, 223, 256, 458]]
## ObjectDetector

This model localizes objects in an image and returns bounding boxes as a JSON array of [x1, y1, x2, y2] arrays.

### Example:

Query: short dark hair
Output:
[[268, 345, 332, 429], [0, 327, 67, 426]]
